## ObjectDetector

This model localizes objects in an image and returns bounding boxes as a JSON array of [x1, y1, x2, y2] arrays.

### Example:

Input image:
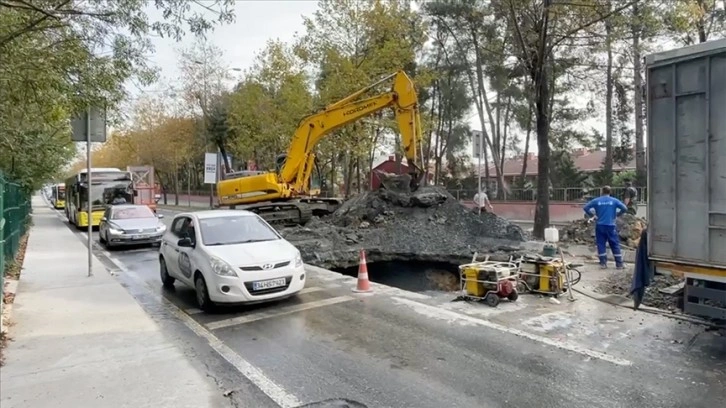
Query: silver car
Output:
[[99, 204, 166, 248]]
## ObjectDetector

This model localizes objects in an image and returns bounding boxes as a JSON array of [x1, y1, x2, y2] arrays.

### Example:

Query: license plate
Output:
[[252, 278, 286, 291], [132, 234, 150, 240]]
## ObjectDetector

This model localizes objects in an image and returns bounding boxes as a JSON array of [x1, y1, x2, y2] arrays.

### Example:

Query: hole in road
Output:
[[333, 261, 460, 293]]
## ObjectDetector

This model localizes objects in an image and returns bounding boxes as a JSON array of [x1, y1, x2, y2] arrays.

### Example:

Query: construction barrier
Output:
[[0, 171, 31, 315]]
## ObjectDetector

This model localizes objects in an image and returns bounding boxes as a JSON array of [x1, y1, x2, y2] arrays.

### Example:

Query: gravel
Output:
[[595, 270, 684, 311], [279, 178, 531, 269], [560, 214, 647, 248]]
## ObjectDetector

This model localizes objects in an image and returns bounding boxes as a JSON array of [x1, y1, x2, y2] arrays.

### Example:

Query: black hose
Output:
[[567, 268, 582, 286]]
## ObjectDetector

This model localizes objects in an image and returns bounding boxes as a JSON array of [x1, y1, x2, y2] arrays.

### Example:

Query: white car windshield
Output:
[[199, 215, 280, 246]]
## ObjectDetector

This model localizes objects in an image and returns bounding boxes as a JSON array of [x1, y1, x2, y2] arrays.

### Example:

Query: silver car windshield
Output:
[[200, 215, 280, 246], [112, 206, 155, 219]]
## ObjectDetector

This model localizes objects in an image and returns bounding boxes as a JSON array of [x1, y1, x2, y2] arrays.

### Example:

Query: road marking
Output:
[[298, 286, 324, 295], [391, 297, 633, 367], [102, 254, 302, 408], [185, 308, 203, 315], [206, 296, 354, 330]]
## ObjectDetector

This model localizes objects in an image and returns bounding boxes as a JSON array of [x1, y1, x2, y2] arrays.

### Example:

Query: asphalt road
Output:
[[52, 205, 726, 408]]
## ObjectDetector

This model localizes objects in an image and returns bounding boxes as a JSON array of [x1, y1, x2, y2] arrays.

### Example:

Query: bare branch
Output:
[[547, 0, 640, 54]]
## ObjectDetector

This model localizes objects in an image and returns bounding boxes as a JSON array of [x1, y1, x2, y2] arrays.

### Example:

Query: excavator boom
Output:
[[217, 70, 424, 225]]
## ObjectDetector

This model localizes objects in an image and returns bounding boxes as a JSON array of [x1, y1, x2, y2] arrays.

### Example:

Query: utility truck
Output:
[[645, 38, 726, 319]]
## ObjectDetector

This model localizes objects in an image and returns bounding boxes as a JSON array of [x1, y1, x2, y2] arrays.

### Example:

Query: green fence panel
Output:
[[1, 171, 31, 311]]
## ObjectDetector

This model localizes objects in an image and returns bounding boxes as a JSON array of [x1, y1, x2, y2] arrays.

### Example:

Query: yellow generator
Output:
[[458, 259, 520, 307], [519, 256, 567, 296]]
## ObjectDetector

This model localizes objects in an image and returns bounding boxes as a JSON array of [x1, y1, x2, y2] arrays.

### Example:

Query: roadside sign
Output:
[[70, 107, 107, 142], [472, 130, 483, 158], [204, 153, 217, 184]]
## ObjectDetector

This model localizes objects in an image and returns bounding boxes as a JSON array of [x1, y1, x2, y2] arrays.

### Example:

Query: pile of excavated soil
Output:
[[560, 214, 647, 248], [279, 182, 530, 269], [595, 270, 684, 311]]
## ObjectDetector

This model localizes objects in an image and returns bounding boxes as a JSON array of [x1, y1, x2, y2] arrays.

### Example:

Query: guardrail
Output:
[[1, 172, 31, 314]]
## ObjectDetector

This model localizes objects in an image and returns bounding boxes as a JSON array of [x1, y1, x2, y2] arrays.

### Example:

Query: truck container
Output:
[[646, 38, 726, 319]]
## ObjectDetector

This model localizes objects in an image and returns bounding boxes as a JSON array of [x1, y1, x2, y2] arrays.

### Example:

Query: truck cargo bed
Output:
[[646, 38, 726, 268]]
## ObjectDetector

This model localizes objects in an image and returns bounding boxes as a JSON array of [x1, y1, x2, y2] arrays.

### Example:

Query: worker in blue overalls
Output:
[[583, 186, 628, 269]]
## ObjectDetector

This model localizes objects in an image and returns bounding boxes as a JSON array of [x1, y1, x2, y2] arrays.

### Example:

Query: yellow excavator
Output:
[[217, 70, 424, 226]]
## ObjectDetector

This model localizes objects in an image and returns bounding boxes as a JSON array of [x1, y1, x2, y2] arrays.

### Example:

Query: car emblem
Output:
[[261, 263, 274, 270]]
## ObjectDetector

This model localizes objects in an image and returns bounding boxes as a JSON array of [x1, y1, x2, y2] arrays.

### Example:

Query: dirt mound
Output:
[[279, 185, 529, 269], [595, 270, 684, 311], [332, 186, 526, 241], [560, 214, 647, 248]]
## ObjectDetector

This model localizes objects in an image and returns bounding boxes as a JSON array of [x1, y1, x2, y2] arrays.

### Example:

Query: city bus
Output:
[[50, 183, 66, 209], [65, 168, 134, 228]]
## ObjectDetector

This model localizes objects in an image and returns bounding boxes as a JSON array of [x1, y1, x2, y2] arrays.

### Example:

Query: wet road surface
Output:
[[53, 207, 726, 408]]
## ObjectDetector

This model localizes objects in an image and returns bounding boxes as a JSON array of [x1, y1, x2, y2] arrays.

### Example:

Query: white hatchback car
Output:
[[158, 210, 306, 311]]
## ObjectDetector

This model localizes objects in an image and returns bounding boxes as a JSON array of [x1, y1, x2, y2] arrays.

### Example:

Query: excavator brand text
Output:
[[344, 101, 377, 116]]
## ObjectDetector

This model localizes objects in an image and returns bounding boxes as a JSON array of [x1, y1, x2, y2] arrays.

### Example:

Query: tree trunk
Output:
[[520, 104, 533, 184], [173, 167, 180, 206], [604, 3, 614, 181], [219, 144, 231, 173], [533, 68, 551, 239], [331, 154, 337, 196], [632, 2, 646, 186], [356, 156, 361, 194]]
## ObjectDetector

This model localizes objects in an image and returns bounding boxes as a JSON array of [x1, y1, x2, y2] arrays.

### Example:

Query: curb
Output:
[[1, 278, 19, 334]]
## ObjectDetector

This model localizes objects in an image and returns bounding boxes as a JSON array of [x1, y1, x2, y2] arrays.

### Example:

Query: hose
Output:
[[567, 268, 582, 287]]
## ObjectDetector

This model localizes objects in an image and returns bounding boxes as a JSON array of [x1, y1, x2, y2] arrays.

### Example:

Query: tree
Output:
[[0, 1, 235, 189], [295, 0, 428, 196], [226, 40, 314, 172], [491, 0, 636, 238], [663, 0, 726, 45]]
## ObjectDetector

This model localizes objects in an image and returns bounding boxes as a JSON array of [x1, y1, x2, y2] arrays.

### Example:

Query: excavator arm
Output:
[[217, 70, 423, 224], [279, 70, 424, 194]]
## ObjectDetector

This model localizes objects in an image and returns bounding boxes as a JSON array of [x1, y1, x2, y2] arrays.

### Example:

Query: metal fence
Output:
[[448, 186, 648, 203], [1, 172, 31, 311]]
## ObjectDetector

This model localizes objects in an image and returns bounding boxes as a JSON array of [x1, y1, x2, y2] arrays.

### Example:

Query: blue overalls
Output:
[[583, 195, 628, 268]]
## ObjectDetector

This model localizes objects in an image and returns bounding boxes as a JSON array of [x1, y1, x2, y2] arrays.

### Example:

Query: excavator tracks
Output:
[[236, 198, 343, 226]]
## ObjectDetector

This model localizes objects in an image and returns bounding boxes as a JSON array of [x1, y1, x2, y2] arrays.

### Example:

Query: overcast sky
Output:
[[129, 1, 317, 94], [127, 0, 608, 161]]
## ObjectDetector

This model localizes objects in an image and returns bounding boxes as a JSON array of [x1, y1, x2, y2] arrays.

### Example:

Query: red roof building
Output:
[[479, 148, 636, 183]]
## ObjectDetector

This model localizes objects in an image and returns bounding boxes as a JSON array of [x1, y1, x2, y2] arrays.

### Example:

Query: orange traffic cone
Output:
[[353, 249, 373, 293]]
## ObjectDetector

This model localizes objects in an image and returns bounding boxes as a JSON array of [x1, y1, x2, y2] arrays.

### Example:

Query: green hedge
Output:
[[1, 172, 31, 309]]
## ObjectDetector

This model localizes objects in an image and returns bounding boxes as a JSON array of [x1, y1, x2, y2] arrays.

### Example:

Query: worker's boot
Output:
[[599, 264, 608, 269], [616, 263, 626, 270]]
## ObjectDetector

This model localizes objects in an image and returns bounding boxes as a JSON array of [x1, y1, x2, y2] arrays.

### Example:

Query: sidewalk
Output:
[[0, 195, 227, 408]]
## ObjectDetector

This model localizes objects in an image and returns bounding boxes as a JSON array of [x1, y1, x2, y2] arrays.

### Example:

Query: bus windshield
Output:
[[78, 182, 133, 211]]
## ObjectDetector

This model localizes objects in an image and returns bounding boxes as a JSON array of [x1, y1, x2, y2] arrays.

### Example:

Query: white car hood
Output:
[[204, 239, 298, 266]]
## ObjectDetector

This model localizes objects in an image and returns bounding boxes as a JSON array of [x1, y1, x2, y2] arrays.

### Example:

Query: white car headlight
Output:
[[109, 227, 123, 234], [156, 224, 166, 232], [210, 256, 238, 277], [294, 253, 303, 268]]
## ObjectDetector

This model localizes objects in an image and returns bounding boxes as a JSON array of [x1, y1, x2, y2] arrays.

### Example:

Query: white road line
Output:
[[185, 308, 203, 315], [391, 297, 633, 367], [102, 254, 302, 408], [298, 286, 325, 295], [206, 296, 354, 331]]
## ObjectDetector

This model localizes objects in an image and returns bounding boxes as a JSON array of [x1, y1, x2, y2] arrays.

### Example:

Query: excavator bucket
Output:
[[375, 171, 415, 194]]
